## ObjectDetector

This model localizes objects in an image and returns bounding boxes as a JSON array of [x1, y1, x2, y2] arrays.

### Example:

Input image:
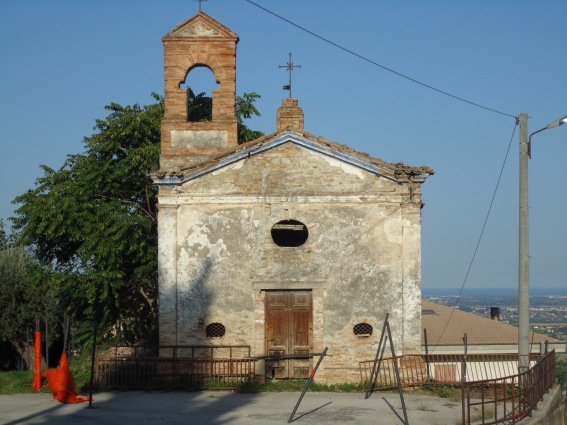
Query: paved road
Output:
[[0, 390, 467, 425]]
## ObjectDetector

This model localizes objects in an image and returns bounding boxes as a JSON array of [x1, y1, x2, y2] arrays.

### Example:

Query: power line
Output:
[[245, 0, 517, 120], [246, 0, 522, 348], [430, 119, 519, 350]]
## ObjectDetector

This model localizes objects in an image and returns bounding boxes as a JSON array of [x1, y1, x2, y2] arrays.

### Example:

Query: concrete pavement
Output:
[[0, 390, 466, 425]]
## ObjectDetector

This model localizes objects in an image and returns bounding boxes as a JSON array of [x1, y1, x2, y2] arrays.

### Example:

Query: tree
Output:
[[237, 92, 263, 143], [0, 245, 37, 368], [11, 90, 263, 347], [12, 95, 163, 346], [0, 220, 6, 248], [186, 88, 213, 123], [0, 225, 56, 369]]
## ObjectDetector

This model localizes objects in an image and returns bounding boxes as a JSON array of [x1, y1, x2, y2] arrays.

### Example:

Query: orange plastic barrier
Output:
[[31, 332, 42, 391], [44, 353, 90, 404]]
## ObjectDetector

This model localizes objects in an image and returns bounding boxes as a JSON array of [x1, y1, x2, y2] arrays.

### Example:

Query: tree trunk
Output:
[[12, 339, 46, 371]]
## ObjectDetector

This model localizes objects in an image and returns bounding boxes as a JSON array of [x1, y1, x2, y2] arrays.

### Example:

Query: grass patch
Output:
[[556, 358, 567, 390], [0, 350, 93, 395], [239, 380, 366, 394], [421, 384, 461, 402], [470, 407, 494, 422], [0, 371, 50, 395]]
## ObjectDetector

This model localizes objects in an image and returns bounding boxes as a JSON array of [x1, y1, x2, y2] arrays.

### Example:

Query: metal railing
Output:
[[95, 345, 257, 390], [461, 350, 556, 425], [360, 351, 556, 424], [359, 353, 541, 389], [360, 354, 426, 389], [95, 343, 557, 420]]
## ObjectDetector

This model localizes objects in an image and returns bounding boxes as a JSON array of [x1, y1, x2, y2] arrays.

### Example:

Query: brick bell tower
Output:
[[160, 12, 239, 170]]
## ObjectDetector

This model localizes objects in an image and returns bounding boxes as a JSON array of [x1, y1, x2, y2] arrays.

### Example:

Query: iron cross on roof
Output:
[[279, 53, 301, 98]]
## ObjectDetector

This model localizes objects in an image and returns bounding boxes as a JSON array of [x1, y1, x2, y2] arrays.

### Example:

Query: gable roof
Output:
[[163, 12, 239, 41], [421, 300, 562, 349], [153, 130, 434, 186]]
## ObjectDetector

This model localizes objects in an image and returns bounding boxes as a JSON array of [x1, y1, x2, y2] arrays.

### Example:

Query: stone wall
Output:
[[522, 386, 566, 425], [157, 141, 424, 383]]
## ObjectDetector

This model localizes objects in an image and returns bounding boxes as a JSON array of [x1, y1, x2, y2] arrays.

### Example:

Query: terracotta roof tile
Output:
[[421, 300, 559, 346], [173, 130, 434, 180]]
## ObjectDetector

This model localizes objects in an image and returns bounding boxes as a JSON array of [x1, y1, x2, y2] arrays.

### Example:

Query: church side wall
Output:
[[401, 202, 423, 354], [157, 204, 179, 346]]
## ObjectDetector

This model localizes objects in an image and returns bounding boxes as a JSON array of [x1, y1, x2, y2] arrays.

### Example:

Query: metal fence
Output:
[[461, 350, 556, 425], [96, 343, 556, 422], [359, 351, 556, 425], [359, 353, 541, 389], [95, 345, 257, 390], [359, 354, 426, 388]]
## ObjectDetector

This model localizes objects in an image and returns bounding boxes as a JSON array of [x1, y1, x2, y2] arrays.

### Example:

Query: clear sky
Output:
[[0, 0, 565, 292]]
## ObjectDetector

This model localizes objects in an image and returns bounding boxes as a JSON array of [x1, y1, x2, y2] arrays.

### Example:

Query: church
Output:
[[152, 12, 433, 383]]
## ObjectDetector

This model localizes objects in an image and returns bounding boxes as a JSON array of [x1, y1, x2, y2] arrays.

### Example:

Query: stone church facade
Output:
[[152, 12, 433, 383]]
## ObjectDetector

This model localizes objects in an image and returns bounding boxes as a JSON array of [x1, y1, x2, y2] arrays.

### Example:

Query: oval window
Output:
[[353, 323, 373, 336], [271, 219, 308, 247], [206, 323, 226, 338]]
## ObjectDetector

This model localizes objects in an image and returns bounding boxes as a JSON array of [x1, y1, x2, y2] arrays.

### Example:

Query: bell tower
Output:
[[160, 12, 239, 170]]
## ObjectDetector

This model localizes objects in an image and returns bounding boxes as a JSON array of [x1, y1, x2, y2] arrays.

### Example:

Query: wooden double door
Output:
[[265, 290, 313, 379]]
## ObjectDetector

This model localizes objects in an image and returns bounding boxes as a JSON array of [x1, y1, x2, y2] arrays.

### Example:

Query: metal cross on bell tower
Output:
[[279, 53, 301, 98]]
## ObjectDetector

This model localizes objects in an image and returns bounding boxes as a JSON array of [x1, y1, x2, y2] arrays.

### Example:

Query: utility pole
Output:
[[518, 112, 567, 373], [518, 112, 529, 373]]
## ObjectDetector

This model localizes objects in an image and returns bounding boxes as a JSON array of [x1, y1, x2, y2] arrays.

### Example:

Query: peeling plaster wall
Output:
[[157, 204, 178, 345], [157, 142, 425, 383]]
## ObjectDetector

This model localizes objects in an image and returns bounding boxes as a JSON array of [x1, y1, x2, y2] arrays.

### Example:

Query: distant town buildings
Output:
[[425, 294, 567, 343]]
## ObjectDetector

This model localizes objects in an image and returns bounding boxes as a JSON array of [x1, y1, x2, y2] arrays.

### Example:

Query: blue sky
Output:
[[0, 0, 565, 291]]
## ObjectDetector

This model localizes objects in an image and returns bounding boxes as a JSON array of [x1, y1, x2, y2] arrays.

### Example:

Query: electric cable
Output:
[[245, 0, 517, 120], [245, 0, 523, 350], [430, 118, 519, 350]]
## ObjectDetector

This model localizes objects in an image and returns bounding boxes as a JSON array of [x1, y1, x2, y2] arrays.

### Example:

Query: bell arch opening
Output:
[[180, 65, 218, 122]]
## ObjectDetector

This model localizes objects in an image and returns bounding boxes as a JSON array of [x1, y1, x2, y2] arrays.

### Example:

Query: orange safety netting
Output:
[[32, 332, 42, 391], [44, 352, 91, 404]]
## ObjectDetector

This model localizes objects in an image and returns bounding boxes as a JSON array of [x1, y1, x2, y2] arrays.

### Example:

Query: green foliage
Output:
[[12, 94, 164, 346], [0, 232, 58, 366], [0, 219, 18, 249], [556, 361, 567, 390], [236, 92, 263, 143], [0, 349, 92, 394], [186, 88, 212, 122], [239, 379, 365, 393], [0, 371, 49, 394], [0, 220, 7, 249], [10, 90, 263, 350], [0, 245, 40, 342], [68, 350, 94, 392], [421, 384, 462, 402], [470, 407, 494, 422]]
